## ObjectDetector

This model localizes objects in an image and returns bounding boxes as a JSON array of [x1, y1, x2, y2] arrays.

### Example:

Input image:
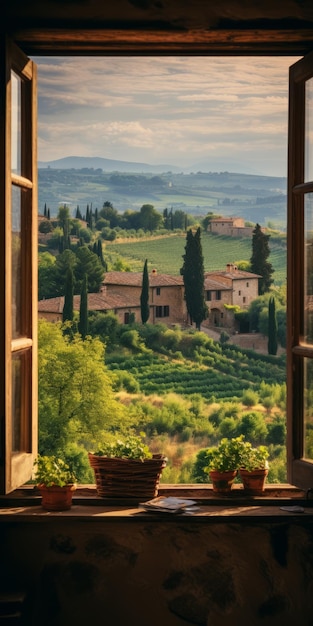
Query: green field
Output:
[[105, 231, 286, 285]]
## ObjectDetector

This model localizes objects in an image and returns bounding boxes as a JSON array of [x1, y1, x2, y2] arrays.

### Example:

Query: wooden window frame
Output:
[[287, 49, 313, 489], [1, 32, 313, 493], [0, 39, 38, 494]]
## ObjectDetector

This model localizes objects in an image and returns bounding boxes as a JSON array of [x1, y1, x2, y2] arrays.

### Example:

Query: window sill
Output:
[[0, 484, 312, 523]]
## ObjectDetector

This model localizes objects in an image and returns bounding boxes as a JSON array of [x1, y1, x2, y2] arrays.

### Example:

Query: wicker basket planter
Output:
[[88, 453, 167, 499]]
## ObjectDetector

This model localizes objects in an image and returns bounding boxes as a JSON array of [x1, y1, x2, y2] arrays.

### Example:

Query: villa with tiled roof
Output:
[[203, 263, 261, 329], [38, 265, 260, 331], [38, 269, 187, 326], [209, 217, 255, 238], [38, 290, 141, 325], [103, 269, 187, 325]]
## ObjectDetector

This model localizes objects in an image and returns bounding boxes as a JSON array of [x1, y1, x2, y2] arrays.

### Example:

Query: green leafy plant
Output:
[[33, 455, 77, 487], [238, 441, 269, 471], [204, 436, 245, 473], [93, 434, 153, 462]]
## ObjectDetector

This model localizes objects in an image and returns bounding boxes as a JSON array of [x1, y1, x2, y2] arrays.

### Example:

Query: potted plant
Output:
[[88, 433, 167, 499], [33, 455, 77, 511], [204, 437, 244, 494], [238, 441, 269, 495]]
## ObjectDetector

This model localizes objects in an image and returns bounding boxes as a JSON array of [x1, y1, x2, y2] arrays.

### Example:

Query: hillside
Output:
[[105, 231, 286, 285], [38, 164, 287, 227]]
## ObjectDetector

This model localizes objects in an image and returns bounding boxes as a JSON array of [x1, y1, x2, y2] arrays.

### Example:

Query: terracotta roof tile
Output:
[[38, 291, 140, 314], [103, 271, 183, 287]]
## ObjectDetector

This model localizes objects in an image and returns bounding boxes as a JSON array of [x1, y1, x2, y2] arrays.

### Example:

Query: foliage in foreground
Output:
[[38, 317, 287, 484]]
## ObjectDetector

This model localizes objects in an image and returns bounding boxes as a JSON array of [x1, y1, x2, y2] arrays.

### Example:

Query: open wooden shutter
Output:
[[287, 49, 313, 489], [0, 38, 38, 493]]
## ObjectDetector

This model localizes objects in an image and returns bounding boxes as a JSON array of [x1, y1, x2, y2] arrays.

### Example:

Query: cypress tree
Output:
[[47, 208, 50, 220], [268, 296, 278, 355], [250, 223, 274, 295], [62, 267, 74, 324], [78, 274, 88, 339], [140, 259, 150, 324], [44, 203, 47, 217], [97, 239, 107, 270], [181, 227, 208, 330]]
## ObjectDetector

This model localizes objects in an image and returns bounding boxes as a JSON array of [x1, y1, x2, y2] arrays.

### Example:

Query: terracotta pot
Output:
[[239, 468, 269, 495], [38, 484, 76, 511], [209, 469, 237, 494]]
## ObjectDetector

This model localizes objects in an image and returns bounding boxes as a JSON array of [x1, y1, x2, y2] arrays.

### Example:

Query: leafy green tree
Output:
[[268, 296, 278, 355], [50, 249, 77, 297], [99, 202, 119, 227], [62, 267, 74, 323], [74, 245, 104, 293], [38, 252, 57, 300], [88, 311, 119, 348], [57, 204, 70, 236], [138, 204, 163, 231], [39, 219, 53, 234], [38, 319, 125, 459], [250, 223, 274, 294], [140, 258, 150, 324], [181, 227, 208, 330], [237, 412, 268, 445], [78, 274, 88, 339]]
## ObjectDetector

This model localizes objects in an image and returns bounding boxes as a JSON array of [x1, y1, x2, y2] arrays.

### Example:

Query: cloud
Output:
[[34, 55, 300, 175]]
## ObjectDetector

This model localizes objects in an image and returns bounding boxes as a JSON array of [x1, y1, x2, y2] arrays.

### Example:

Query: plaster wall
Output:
[[1, 518, 312, 626]]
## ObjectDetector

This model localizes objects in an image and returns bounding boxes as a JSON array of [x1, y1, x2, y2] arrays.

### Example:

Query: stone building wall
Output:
[[0, 517, 312, 626]]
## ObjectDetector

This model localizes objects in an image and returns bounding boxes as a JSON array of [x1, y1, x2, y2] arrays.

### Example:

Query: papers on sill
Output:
[[139, 496, 199, 515]]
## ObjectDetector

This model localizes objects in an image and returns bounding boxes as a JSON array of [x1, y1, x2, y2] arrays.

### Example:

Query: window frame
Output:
[[287, 49, 313, 489], [2, 36, 313, 494], [0, 38, 38, 494]]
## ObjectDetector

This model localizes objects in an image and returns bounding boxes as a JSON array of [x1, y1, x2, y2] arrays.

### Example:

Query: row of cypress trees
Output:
[[62, 269, 89, 339]]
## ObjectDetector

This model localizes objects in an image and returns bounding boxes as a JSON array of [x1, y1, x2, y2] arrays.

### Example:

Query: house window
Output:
[[243, 297, 246, 304], [2, 39, 313, 494], [216, 291, 221, 300], [246, 282, 249, 287], [156, 287, 161, 296], [156, 305, 170, 318], [238, 290, 241, 296], [206, 290, 212, 301], [124, 312, 130, 324]]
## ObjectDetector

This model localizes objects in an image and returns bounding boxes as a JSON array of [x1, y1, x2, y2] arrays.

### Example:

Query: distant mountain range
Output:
[[38, 156, 182, 174], [38, 156, 287, 227]]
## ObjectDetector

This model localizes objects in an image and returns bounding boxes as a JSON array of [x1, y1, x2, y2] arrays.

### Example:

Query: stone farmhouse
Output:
[[203, 263, 261, 329], [209, 216, 255, 238], [38, 269, 187, 325], [38, 291, 141, 325], [38, 264, 259, 331]]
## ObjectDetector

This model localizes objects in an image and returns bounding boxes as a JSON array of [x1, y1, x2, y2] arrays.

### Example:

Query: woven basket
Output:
[[88, 453, 167, 499]]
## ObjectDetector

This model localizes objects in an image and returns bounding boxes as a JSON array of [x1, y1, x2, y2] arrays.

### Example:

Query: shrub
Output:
[[242, 388, 259, 407]]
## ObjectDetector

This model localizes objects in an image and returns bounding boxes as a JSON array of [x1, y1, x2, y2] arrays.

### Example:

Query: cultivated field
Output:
[[105, 231, 286, 285]]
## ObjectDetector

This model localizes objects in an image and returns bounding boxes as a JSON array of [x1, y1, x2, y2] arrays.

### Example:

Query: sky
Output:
[[34, 55, 301, 178]]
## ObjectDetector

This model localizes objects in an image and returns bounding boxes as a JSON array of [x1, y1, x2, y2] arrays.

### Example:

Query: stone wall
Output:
[[1, 517, 312, 625]]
